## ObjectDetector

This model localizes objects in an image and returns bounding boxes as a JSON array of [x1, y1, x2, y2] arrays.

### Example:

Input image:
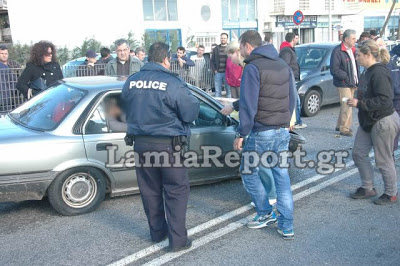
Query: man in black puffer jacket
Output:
[[330, 29, 359, 136]]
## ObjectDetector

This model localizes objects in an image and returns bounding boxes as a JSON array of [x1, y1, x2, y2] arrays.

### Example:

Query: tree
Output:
[[381, 0, 397, 37], [72, 37, 102, 58], [57, 46, 71, 65], [7, 43, 32, 66]]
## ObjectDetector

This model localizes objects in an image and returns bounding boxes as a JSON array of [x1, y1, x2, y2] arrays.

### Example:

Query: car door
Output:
[[82, 91, 138, 194], [188, 94, 239, 184], [318, 48, 338, 105]]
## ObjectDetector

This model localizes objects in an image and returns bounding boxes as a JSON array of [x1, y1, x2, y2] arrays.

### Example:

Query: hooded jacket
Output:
[[279, 41, 300, 81], [357, 63, 394, 132], [237, 44, 297, 136]]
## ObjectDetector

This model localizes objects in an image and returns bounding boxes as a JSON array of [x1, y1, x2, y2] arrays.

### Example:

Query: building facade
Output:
[[8, 0, 267, 52]]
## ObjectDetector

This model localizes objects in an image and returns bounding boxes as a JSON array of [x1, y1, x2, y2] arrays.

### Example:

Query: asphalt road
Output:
[[1, 103, 400, 266]]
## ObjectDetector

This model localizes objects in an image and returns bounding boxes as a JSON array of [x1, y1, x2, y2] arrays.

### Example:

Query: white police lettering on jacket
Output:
[[129, 80, 167, 91]]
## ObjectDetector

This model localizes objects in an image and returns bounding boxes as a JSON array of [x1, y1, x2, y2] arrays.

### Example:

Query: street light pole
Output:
[[328, 0, 332, 42]]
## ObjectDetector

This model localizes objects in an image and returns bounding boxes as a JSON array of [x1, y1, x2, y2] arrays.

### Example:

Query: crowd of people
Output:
[[1, 28, 400, 248]]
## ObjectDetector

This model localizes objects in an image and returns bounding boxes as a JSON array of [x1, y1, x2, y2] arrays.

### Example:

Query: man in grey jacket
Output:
[[106, 39, 143, 76]]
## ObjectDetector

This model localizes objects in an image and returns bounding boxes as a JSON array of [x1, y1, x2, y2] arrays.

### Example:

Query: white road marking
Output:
[[108, 151, 398, 266], [143, 163, 365, 266]]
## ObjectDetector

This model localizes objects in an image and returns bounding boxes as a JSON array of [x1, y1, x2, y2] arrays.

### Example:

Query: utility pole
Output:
[[382, 0, 397, 38], [328, 0, 332, 42]]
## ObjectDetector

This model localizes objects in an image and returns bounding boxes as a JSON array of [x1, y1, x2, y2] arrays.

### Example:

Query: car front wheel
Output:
[[48, 167, 106, 216], [302, 90, 321, 117]]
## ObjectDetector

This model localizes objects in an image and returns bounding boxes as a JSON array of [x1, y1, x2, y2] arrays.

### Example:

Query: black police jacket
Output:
[[121, 62, 200, 137]]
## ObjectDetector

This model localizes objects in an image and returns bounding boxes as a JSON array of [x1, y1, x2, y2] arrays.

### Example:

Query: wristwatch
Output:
[[235, 132, 244, 139]]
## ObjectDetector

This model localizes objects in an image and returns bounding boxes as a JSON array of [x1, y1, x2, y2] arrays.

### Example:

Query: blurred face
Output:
[[294, 35, 299, 45], [130, 51, 135, 56], [221, 34, 228, 45], [137, 51, 145, 61], [0, 49, 8, 63], [344, 34, 357, 48], [177, 49, 185, 58], [357, 51, 370, 68], [228, 50, 241, 65], [108, 104, 121, 117], [43, 47, 53, 63], [162, 56, 171, 70], [116, 43, 130, 61], [197, 47, 205, 57], [240, 42, 252, 59], [87, 57, 97, 64]]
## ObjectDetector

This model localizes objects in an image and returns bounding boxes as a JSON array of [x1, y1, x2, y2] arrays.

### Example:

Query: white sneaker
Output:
[[294, 123, 307, 129]]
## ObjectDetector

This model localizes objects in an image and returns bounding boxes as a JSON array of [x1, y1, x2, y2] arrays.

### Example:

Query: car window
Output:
[[84, 94, 127, 134], [85, 103, 109, 134], [8, 84, 86, 131], [191, 100, 226, 128], [296, 47, 328, 70]]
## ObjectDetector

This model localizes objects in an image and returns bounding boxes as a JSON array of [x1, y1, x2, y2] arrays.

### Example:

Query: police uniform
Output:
[[121, 62, 199, 249]]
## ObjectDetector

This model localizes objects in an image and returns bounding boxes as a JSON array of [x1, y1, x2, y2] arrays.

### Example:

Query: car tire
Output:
[[302, 90, 321, 117], [48, 167, 106, 216]]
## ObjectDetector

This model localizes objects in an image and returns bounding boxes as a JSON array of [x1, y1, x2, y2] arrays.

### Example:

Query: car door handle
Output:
[[96, 143, 113, 151]]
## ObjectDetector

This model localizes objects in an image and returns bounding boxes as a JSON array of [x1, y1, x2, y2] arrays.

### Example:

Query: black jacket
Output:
[[121, 62, 199, 137], [279, 46, 300, 81], [357, 63, 394, 132], [210, 45, 227, 73], [16, 62, 63, 98], [330, 43, 359, 88], [237, 45, 296, 136]]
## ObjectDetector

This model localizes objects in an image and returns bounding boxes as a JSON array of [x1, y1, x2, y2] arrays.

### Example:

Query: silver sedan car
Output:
[[0, 76, 304, 216]]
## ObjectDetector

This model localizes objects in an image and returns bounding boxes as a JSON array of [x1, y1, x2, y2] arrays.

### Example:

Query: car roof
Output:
[[60, 76, 213, 100], [296, 42, 340, 49], [62, 76, 125, 91]]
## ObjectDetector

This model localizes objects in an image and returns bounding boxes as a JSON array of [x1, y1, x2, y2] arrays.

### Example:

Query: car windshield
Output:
[[296, 47, 328, 70], [8, 84, 86, 131]]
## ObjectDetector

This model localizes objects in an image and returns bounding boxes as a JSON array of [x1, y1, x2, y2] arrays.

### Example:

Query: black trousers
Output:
[[134, 141, 189, 248]]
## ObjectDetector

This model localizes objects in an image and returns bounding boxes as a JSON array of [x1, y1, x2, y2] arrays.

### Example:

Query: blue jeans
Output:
[[260, 164, 277, 201], [240, 128, 294, 230], [296, 94, 302, 125], [214, 72, 231, 98]]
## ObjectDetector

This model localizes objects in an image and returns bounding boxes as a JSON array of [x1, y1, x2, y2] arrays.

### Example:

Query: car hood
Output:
[[0, 116, 44, 143]]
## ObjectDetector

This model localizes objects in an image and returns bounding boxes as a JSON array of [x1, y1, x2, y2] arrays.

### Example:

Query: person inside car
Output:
[[105, 97, 127, 133]]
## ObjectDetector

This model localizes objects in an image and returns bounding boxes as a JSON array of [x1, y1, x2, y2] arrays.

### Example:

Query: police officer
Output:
[[121, 42, 200, 252]]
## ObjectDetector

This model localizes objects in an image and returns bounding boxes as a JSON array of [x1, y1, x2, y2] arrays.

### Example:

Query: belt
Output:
[[135, 135, 174, 144]]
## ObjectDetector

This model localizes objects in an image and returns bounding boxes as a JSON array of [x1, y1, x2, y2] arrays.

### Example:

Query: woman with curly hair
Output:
[[16, 41, 63, 99]]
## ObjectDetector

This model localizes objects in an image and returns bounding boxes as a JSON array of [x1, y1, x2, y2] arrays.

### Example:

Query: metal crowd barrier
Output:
[[170, 58, 215, 93], [62, 64, 107, 78], [0, 61, 215, 115], [0, 68, 24, 115]]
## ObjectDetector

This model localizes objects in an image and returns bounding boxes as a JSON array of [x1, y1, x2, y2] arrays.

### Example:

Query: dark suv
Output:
[[296, 42, 340, 117]]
